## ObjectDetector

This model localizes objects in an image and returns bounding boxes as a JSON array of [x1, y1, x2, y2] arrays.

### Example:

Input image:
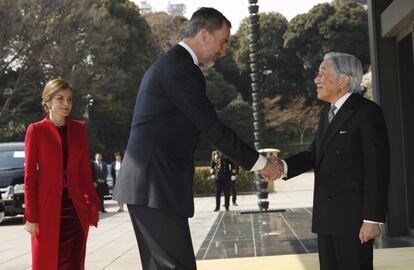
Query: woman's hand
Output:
[[24, 221, 38, 236]]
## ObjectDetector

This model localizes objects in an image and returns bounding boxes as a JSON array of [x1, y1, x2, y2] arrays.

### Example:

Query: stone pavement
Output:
[[1, 172, 414, 269]]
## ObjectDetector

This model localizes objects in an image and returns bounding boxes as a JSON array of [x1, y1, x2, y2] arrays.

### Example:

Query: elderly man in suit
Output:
[[275, 52, 390, 270], [113, 7, 280, 270]]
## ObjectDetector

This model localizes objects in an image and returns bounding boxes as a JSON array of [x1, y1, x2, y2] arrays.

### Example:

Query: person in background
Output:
[[111, 152, 124, 212], [93, 153, 108, 213], [230, 162, 239, 206], [24, 79, 99, 270], [0, 194, 5, 223], [211, 150, 233, 211]]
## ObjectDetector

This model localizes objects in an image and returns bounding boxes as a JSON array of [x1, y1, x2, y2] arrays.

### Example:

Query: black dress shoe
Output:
[[233, 202, 238, 206], [225, 207, 229, 211], [214, 207, 219, 212], [100, 210, 107, 213]]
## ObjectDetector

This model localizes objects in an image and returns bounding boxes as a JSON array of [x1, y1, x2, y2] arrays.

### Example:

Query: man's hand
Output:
[[259, 157, 284, 181], [359, 222, 381, 243], [24, 221, 38, 237]]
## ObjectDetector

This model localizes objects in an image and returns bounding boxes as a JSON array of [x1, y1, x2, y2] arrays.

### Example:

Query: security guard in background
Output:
[[211, 150, 237, 211], [230, 163, 239, 206]]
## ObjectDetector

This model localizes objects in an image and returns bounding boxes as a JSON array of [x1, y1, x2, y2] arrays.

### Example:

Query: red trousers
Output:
[[58, 188, 86, 270]]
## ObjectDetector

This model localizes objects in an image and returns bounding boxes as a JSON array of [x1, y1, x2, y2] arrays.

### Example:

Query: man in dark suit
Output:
[[93, 153, 108, 213], [210, 150, 230, 211], [113, 7, 280, 270], [277, 52, 390, 270]]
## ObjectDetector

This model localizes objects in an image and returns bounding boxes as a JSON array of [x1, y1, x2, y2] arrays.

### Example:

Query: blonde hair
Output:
[[41, 79, 73, 113]]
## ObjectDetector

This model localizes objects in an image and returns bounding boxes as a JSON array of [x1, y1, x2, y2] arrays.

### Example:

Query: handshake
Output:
[[259, 156, 285, 182]]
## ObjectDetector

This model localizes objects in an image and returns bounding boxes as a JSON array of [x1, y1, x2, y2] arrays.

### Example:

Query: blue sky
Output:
[[132, 0, 331, 33]]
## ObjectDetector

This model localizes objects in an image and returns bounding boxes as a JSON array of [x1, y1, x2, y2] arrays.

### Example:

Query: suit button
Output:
[[335, 150, 340, 154], [327, 196, 332, 200]]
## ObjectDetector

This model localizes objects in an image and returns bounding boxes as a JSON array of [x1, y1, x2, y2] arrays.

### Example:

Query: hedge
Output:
[[193, 166, 256, 195]]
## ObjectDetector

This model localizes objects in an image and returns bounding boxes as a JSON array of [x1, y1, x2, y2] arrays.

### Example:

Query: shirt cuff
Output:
[[250, 155, 267, 171], [281, 160, 288, 177], [363, 220, 382, 224]]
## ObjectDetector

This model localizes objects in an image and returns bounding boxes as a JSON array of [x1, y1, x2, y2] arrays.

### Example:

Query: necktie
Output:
[[328, 105, 337, 123]]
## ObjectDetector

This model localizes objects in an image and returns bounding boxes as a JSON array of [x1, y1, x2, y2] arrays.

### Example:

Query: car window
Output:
[[0, 150, 25, 170]]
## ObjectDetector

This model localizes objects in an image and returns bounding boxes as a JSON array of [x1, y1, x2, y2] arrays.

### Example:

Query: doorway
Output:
[[398, 31, 414, 232]]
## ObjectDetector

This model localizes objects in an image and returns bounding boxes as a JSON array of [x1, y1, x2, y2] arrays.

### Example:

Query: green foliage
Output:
[[214, 48, 241, 89], [0, 0, 155, 161], [231, 12, 306, 100], [219, 96, 254, 146], [205, 70, 237, 111], [283, 1, 370, 96], [193, 166, 255, 195], [193, 167, 215, 194], [195, 72, 253, 162]]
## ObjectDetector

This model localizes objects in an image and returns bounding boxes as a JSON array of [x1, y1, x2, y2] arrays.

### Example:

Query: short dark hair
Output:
[[183, 7, 231, 37]]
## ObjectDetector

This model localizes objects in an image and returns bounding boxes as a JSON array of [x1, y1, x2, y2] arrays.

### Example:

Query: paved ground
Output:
[[2, 173, 414, 269]]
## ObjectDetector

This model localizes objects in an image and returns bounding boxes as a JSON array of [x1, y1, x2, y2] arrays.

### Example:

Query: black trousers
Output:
[[317, 234, 374, 270], [127, 205, 197, 270], [215, 179, 230, 209], [96, 183, 106, 211], [230, 180, 237, 204]]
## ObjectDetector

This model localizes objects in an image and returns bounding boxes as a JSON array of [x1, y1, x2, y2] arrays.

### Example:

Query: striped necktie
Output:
[[328, 105, 337, 123]]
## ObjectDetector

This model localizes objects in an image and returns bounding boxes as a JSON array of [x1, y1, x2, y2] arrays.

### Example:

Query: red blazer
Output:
[[24, 117, 99, 270]]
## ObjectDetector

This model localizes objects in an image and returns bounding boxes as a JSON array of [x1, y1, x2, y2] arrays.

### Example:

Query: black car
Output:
[[0, 142, 25, 216]]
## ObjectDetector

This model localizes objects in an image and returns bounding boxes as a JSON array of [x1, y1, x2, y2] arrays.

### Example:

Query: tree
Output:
[[0, 0, 155, 160], [205, 70, 237, 111], [87, 0, 155, 158], [231, 12, 305, 100], [219, 95, 254, 146], [283, 1, 370, 96], [265, 96, 322, 144], [144, 12, 188, 55], [0, 0, 128, 129]]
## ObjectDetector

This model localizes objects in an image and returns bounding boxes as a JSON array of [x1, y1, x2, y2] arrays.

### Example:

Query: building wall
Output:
[[368, 0, 414, 236]]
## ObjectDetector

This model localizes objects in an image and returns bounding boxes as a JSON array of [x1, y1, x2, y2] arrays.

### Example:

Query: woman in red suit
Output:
[[24, 79, 100, 270]]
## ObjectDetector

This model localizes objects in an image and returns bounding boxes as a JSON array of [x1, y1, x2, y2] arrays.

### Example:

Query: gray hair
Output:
[[324, 52, 363, 93], [183, 7, 231, 37]]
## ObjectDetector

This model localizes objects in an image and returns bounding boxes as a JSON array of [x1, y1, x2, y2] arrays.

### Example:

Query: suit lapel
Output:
[[66, 119, 73, 170], [316, 105, 329, 153], [42, 117, 62, 148], [316, 94, 360, 166]]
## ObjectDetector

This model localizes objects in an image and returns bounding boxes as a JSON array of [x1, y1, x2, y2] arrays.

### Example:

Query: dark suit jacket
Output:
[[92, 162, 107, 181], [285, 93, 389, 236], [211, 156, 236, 181], [113, 45, 259, 217], [93, 161, 108, 195]]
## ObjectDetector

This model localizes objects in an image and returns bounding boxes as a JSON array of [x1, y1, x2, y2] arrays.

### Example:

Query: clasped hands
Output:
[[259, 156, 284, 181]]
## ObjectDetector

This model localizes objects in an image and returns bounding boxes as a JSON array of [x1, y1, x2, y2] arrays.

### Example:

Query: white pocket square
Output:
[[339, 130, 348, 134]]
